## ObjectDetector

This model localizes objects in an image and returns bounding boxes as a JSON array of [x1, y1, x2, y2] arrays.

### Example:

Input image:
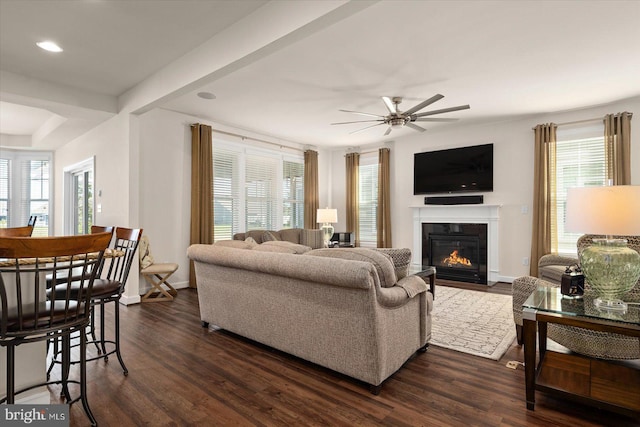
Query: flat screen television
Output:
[[414, 143, 493, 194]]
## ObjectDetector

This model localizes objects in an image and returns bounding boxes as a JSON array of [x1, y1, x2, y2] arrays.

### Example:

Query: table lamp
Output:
[[317, 208, 338, 247], [565, 185, 640, 311]]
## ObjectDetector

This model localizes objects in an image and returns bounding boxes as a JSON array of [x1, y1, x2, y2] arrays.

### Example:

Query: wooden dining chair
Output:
[[0, 232, 112, 426], [0, 225, 34, 237]]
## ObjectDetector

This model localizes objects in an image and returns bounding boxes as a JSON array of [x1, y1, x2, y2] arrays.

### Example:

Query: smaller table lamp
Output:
[[317, 208, 338, 247], [566, 185, 640, 311]]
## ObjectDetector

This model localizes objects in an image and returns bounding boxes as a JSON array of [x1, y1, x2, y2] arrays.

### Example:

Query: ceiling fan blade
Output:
[[402, 94, 444, 116], [406, 122, 427, 132], [349, 123, 385, 134], [384, 127, 392, 136], [414, 118, 459, 122], [414, 104, 470, 117], [339, 109, 384, 118], [331, 120, 384, 125], [382, 96, 396, 114]]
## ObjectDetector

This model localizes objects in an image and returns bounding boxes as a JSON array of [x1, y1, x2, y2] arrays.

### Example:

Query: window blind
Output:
[[0, 159, 9, 227], [359, 155, 378, 248], [282, 159, 304, 229], [213, 146, 241, 241], [245, 153, 280, 231], [555, 136, 606, 255]]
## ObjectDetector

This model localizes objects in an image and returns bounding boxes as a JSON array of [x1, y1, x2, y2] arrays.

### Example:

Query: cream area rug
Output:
[[431, 286, 517, 360]]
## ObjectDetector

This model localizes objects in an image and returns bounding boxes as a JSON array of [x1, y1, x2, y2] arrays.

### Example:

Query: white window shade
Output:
[[0, 159, 9, 227], [283, 159, 304, 229]]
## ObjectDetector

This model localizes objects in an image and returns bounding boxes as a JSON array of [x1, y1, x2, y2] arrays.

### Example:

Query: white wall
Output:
[[330, 96, 640, 282], [54, 112, 145, 303]]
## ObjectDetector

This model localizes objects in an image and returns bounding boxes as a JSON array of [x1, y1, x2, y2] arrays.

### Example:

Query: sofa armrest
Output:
[[376, 276, 428, 308], [538, 253, 578, 269], [233, 232, 246, 241], [512, 276, 559, 326]]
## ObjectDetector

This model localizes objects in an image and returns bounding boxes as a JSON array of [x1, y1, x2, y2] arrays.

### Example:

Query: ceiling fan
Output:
[[331, 94, 470, 136]]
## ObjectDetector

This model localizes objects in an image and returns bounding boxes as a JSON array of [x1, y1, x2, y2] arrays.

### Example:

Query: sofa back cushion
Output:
[[304, 248, 397, 288]]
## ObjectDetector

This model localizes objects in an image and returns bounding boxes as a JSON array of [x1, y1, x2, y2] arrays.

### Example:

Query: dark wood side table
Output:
[[410, 266, 436, 299], [522, 287, 640, 418]]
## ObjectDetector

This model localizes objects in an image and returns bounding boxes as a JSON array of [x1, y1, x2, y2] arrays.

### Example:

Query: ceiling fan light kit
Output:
[[332, 94, 470, 135]]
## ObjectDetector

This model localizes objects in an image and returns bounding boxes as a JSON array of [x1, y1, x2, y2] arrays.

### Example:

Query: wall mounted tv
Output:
[[414, 143, 493, 194]]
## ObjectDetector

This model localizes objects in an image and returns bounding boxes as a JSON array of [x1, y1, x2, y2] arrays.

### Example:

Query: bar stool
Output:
[[0, 225, 34, 237], [0, 232, 112, 426], [48, 227, 143, 375]]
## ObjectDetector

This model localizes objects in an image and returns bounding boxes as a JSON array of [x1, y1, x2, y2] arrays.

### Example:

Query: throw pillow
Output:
[[300, 229, 325, 249], [262, 231, 281, 242], [304, 248, 397, 288], [375, 248, 412, 279]]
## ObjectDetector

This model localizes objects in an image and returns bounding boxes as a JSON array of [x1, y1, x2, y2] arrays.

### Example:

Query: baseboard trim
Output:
[[120, 294, 141, 306], [15, 388, 50, 404], [497, 275, 516, 283]]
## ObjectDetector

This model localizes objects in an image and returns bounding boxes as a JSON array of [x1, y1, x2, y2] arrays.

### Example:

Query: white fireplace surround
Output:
[[411, 204, 501, 283]]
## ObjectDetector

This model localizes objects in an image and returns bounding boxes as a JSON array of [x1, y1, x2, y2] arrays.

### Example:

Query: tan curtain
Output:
[[530, 123, 557, 277], [303, 150, 319, 229], [345, 152, 360, 247], [604, 112, 632, 185], [189, 124, 213, 288], [377, 148, 392, 248]]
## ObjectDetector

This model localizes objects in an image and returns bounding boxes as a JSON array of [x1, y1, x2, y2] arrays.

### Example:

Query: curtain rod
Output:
[[192, 124, 305, 152], [531, 112, 633, 130]]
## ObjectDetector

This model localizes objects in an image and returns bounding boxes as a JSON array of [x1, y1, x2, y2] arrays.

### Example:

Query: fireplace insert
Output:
[[422, 223, 488, 284]]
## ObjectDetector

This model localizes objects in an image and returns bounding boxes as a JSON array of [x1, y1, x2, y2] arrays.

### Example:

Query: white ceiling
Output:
[[1, 0, 639, 150]]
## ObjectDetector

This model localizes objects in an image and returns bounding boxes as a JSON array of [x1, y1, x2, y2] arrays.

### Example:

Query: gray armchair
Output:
[[512, 234, 640, 360]]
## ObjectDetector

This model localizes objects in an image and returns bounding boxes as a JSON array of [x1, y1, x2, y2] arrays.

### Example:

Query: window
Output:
[[555, 126, 606, 255], [64, 158, 94, 235], [359, 155, 378, 248], [0, 151, 52, 236], [212, 141, 304, 242]]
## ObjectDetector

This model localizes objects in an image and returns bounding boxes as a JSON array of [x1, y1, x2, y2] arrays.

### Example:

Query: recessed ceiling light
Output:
[[36, 41, 63, 53], [197, 92, 216, 100]]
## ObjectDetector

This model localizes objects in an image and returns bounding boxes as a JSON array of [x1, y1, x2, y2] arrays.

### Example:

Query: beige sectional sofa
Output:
[[187, 242, 433, 392]]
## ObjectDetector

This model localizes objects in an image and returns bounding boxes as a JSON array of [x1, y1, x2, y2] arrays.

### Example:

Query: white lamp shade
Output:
[[566, 185, 640, 236], [317, 208, 338, 223]]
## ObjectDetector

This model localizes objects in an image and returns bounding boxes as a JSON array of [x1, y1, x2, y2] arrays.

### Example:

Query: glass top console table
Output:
[[522, 286, 640, 417]]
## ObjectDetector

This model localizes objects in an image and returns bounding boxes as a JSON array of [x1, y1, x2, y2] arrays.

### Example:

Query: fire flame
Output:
[[442, 250, 472, 267]]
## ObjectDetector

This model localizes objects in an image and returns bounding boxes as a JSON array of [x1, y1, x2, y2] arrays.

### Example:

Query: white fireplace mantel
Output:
[[411, 204, 501, 283]]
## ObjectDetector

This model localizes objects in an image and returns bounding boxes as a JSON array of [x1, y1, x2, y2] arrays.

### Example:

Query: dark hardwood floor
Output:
[[49, 282, 638, 426]]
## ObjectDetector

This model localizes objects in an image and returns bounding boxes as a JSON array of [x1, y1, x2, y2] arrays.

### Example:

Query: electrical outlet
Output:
[[522, 257, 529, 266]]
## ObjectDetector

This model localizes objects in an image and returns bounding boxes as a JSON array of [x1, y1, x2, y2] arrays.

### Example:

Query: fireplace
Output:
[[422, 223, 488, 284]]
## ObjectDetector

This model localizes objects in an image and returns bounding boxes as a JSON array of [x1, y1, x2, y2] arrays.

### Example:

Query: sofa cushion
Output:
[[262, 230, 281, 242], [278, 228, 301, 244], [300, 229, 325, 249], [304, 248, 397, 288], [260, 241, 312, 254]]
